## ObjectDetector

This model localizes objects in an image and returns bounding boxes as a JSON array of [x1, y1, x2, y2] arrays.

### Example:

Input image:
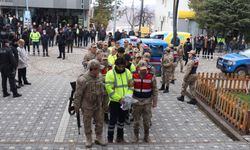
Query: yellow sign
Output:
[[178, 10, 195, 19]]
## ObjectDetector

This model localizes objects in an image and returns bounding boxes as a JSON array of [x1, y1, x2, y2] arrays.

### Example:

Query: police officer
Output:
[[66, 27, 74, 53], [82, 43, 97, 68], [0, 40, 21, 98], [132, 60, 158, 143], [105, 57, 133, 143], [176, 44, 184, 73], [159, 48, 173, 93], [74, 59, 106, 148], [177, 50, 199, 105]]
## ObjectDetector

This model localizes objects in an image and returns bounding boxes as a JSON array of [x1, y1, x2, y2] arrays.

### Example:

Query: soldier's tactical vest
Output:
[[81, 74, 104, 108], [133, 72, 153, 98], [101, 65, 112, 77], [190, 57, 199, 74]]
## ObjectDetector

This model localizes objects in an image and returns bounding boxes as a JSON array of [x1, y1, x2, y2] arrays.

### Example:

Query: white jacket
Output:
[[17, 47, 28, 69]]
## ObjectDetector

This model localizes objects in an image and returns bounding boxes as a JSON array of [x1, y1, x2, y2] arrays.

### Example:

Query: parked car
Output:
[[150, 31, 190, 46], [216, 49, 250, 75]]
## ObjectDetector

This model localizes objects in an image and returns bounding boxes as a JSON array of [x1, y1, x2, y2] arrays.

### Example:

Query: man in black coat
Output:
[[66, 27, 74, 53], [22, 28, 30, 53], [83, 27, 90, 47], [56, 28, 66, 59], [184, 38, 192, 65], [114, 29, 121, 41], [0, 40, 21, 97]]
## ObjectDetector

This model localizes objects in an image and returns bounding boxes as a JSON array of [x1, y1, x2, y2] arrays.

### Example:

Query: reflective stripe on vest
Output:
[[133, 72, 153, 98]]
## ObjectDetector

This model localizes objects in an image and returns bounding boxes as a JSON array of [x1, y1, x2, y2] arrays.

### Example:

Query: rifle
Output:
[[68, 81, 81, 135]]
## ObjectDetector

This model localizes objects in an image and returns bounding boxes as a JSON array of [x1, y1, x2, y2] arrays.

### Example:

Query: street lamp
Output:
[[173, 0, 179, 46]]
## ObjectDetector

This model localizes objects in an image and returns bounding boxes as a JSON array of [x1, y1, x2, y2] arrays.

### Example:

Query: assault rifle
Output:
[[68, 81, 81, 135]]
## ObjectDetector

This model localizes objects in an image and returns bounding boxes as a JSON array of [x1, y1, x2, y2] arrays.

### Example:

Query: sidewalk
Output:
[[0, 46, 249, 149]]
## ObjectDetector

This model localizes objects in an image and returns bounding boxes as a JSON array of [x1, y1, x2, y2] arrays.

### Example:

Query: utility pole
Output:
[[113, 0, 118, 35], [25, 0, 29, 11], [173, 0, 179, 46], [139, 0, 144, 37]]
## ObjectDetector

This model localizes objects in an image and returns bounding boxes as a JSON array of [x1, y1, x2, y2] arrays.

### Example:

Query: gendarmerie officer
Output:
[[0, 40, 22, 98]]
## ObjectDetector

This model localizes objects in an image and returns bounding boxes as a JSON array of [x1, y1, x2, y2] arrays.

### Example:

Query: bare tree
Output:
[[122, 5, 154, 30]]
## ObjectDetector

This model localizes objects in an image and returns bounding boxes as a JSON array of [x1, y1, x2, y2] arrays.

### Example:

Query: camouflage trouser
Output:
[[161, 67, 165, 83], [132, 103, 152, 134], [176, 57, 183, 72], [162, 70, 172, 87], [181, 74, 197, 99], [171, 63, 177, 80], [82, 107, 104, 139]]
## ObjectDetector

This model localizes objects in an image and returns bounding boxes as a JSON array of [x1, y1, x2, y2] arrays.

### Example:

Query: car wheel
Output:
[[235, 67, 248, 76]]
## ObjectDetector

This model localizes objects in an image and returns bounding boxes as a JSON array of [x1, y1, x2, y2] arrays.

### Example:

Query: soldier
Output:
[[82, 44, 97, 68], [176, 44, 184, 73], [74, 60, 106, 148], [170, 45, 178, 84], [177, 50, 199, 105], [133, 53, 142, 66], [159, 48, 173, 93], [105, 57, 133, 143], [95, 49, 104, 63], [142, 52, 156, 75], [102, 41, 109, 55], [132, 60, 158, 143]]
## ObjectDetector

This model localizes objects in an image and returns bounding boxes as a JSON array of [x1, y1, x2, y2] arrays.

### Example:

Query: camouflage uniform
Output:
[[176, 46, 184, 72], [132, 61, 158, 143], [170, 49, 178, 83], [82, 52, 96, 68], [161, 52, 173, 93], [177, 51, 199, 104], [74, 72, 105, 146]]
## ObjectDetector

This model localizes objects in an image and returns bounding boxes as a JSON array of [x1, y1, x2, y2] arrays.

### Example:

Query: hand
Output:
[[74, 106, 80, 113], [119, 98, 124, 104], [152, 103, 157, 108]]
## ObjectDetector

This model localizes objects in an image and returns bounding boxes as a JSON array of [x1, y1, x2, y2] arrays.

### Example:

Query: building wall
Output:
[[0, 0, 90, 10], [154, 0, 203, 35]]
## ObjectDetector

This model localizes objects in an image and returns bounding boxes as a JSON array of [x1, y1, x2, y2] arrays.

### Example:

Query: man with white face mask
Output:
[[41, 30, 49, 57]]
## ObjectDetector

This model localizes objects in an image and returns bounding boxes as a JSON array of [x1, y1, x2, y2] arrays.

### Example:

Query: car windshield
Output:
[[239, 49, 250, 58]]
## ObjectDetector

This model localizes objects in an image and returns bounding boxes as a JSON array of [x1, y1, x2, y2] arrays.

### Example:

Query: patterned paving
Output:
[[0, 46, 249, 149]]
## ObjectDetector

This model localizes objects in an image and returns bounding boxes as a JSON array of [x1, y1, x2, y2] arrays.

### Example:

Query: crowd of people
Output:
[[72, 34, 199, 147]]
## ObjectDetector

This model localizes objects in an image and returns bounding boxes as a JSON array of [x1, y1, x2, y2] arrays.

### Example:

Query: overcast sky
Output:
[[122, 0, 155, 8]]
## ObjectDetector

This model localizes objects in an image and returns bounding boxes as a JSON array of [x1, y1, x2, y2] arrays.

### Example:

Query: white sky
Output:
[[122, 0, 155, 8]]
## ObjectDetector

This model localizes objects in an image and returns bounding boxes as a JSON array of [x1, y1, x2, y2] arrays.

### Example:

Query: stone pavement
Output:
[[0, 46, 249, 150]]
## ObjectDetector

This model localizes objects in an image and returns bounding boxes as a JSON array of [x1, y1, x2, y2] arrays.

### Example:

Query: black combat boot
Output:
[[163, 86, 169, 93], [170, 80, 175, 84], [177, 95, 184, 102], [159, 84, 165, 90], [187, 99, 197, 105]]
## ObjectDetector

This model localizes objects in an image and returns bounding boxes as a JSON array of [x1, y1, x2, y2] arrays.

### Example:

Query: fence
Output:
[[195, 72, 250, 134]]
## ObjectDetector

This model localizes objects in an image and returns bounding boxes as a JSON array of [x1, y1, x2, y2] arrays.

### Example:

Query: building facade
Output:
[[0, 0, 91, 27], [154, 0, 203, 36]]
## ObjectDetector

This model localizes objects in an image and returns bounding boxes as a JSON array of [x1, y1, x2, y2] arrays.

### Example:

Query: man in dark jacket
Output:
[[184, 38, 192, 65], [78, 27, 83, 47], [22, 28, 30, 53], [66, 27, 74, 53], [83, 27, 90, 47], [48, 26, 56, 47], [90, 28, 96, 43], [41, 30, 50, 57], [56, 28, 66, 59], [0, 40, 21, 97], [114, 29, 121, 41]]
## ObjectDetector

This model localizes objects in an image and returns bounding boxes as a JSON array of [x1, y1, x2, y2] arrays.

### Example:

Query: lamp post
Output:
[[173, 0, 179, 46]]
